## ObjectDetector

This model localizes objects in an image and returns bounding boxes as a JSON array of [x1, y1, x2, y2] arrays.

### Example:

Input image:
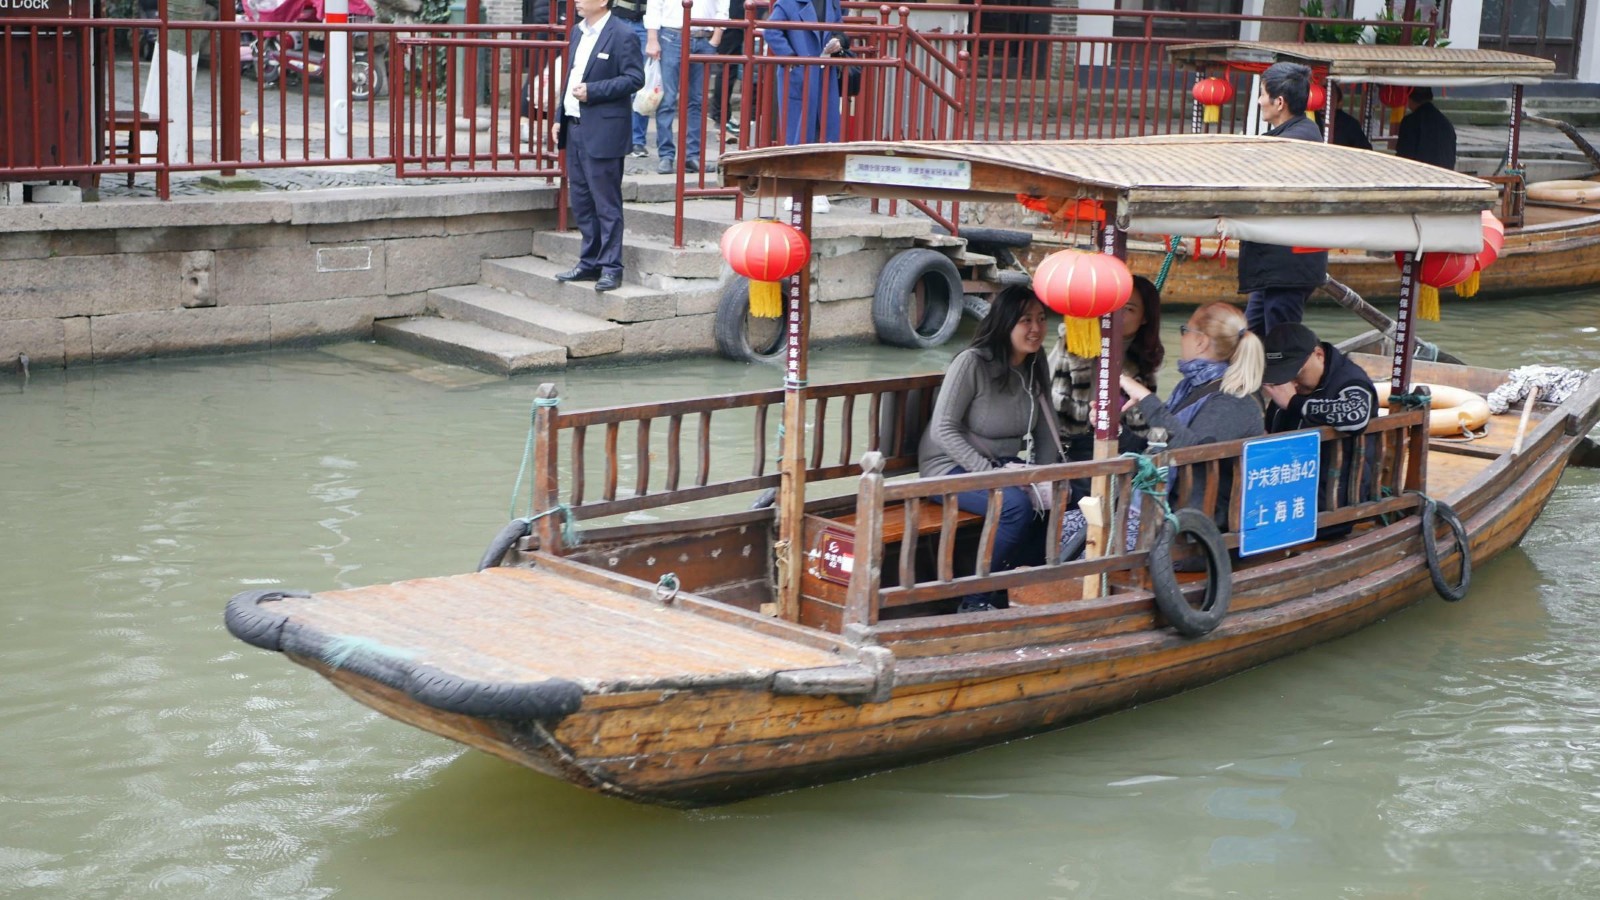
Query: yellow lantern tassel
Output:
[[749, 280, 783, 318], [1066, 316, 1101, 358], [1454, 270, 1480, 298], [1418, 284, 1441, 322], [1202, 105, 1220, 124], [1389, 106, 1405, 126], [1307, 110, 1318, 123]]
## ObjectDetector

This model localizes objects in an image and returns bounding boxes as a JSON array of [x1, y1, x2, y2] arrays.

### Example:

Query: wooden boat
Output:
[[224, 137, 1600, 807], [1065, 43, 1600, 305]]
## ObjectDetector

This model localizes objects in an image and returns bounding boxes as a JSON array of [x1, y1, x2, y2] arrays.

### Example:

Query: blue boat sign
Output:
[[1239, 431, 1320, 556]]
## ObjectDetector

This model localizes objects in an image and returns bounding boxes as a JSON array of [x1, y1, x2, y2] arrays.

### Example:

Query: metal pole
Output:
[[327, 0, 350, 159], [220, 0, 241, 173]]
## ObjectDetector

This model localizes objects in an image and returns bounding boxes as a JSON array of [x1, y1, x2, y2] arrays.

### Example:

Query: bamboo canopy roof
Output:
[[720, 136, 1496, 252], [1167, 41, 1554, 85]]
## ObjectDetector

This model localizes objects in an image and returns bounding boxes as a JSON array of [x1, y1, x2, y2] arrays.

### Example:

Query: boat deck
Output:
[[274, 567, 841, 691], [1417, 406, 1548, 498]]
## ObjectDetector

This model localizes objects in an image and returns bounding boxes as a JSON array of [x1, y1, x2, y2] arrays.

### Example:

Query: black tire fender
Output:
[[477, 518, 533, 572], [957, 227, 1034, 251], [224, 589, 313, 652], [873, 248, 965, 349], [714, 275, 791, 364], [1147, 508, 1232, 637], [1421, 497, 1472, 602]]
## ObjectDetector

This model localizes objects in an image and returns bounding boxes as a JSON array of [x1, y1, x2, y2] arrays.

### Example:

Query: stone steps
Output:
[[480, 255, 686, 322], [531, 229, 727, 289], [429, 284, 624, 358], [373, 316, 566, 376]]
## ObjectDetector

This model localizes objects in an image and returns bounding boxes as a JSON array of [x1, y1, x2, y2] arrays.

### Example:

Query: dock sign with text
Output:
[[1239, 431, 1320, 556]]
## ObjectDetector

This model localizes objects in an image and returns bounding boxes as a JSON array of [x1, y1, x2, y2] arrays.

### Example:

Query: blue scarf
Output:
[[1166, 358, 1229, 427]]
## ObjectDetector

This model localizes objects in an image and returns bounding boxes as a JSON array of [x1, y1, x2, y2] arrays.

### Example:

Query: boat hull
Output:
[[1029, 210, 1600, 305], [289, 437, 1573, 806]]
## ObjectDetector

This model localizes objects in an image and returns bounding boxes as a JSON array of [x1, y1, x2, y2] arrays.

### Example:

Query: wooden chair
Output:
[[1482, 173, 1526, 228], [107, 110, 163, 187]]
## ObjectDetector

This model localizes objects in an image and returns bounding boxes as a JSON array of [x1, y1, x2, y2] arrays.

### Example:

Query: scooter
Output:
[[243, 0, 385, 99]]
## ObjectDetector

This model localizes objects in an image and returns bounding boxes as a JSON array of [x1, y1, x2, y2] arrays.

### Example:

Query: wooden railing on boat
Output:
[[526, 375, 1429, 635], [529, 374, 948, 550], [816, 407, 1430, 630]]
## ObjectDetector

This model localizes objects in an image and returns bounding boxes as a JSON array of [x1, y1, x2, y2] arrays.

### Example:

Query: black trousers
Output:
[[567, 119, 625, 277]]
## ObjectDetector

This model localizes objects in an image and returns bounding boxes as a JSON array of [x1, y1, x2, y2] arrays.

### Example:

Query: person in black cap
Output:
[[1261, 323, 1379, 525], [1261, 323, 1376, 434], [1396, 86, 1457, 171]]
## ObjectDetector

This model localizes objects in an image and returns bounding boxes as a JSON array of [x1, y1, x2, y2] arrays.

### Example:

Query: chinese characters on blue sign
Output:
[[1240, 431, 1320, 556]]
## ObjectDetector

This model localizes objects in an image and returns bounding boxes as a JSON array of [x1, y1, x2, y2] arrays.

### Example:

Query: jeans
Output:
[[940, 463, 1045, 574], [626, 19, 649, 149], [657, 29, 713, 162], [1245, 286, 1315, 336]]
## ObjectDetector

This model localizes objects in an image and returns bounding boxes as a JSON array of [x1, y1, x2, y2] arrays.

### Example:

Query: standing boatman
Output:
[[1239, 61, 1328, 336]]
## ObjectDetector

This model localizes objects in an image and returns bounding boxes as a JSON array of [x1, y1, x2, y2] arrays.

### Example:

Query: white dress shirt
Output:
[[644, 0, 729, 33], [564, 11, 612, 120]]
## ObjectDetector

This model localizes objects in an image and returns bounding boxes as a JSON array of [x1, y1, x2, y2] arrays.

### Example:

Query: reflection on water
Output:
[[1, 290, 1599, 898]]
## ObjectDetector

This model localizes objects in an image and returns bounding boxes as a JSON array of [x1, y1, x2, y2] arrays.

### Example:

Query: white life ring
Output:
[[1376, 383, 1491, 437], [1526, 179, 1600, 204]]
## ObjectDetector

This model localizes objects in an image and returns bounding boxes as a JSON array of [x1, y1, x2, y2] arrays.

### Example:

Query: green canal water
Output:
[[3, 294, 1599, 899]]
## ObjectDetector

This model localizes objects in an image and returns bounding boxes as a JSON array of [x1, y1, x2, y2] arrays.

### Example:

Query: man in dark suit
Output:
[[553, 0, 645, 293]]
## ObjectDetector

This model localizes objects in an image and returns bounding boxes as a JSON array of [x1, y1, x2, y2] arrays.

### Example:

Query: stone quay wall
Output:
[[0, 182, 555, 371]]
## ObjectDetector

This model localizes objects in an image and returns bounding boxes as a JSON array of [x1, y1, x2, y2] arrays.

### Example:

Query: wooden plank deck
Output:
[[1421, 407, 1548, 498], [274, 567, 840, 690]]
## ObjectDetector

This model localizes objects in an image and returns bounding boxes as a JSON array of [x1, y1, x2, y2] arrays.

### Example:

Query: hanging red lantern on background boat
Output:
[[1456, 210, 1507, 298], [1032, 249, 1134, 357], [1306, 81, 1326, 122], [1192, 77, 1235, 125], [1378, 84, 1412, 125], [1395, 249, 1475, 321], [721, 220, 810, 318]]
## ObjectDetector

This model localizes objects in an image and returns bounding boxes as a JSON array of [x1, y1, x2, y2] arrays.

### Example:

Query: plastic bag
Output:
[[633, 59, 663, 116]]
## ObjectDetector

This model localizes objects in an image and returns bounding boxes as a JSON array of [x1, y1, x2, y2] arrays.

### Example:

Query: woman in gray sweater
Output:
[[919, 286, 1059, 610]]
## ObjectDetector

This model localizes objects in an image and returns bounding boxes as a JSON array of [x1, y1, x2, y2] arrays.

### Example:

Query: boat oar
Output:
[[1522, 112, 1600, 173], [1316, 275, 1463, 365]]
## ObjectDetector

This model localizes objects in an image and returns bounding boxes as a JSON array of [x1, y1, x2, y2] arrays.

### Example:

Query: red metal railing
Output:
[[0, 4, 1435, 212]]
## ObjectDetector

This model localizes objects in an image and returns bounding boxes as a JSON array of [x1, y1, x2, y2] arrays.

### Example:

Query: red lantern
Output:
[[1457, 211, 1507, 299], [1306, 81, 1326, 122], [1192, 77, 1235, 125], [1033, 250, 1133, 357], [721, 220, 810, 318], [1378, 84, 1412, 125], [1395, 249, 1475, 321], [1477, 210, 1506, 270], [1394, 250, 1476, 288]]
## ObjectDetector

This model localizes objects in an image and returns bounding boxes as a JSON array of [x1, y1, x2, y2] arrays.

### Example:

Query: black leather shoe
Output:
[[554, 267, 600, 283], [593, 272, 622, 293]]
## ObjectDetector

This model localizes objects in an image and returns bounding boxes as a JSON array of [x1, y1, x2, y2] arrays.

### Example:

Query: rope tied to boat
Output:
[[1153, 235, 1182, 292], [1121, 450, 1179, 532], [654, 572, 680, 603], [1388, 391, 1433, 410], [501, 394, 584, 547]]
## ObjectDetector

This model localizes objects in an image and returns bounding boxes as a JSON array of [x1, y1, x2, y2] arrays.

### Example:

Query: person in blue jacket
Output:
[[761, 0, 843, 147]]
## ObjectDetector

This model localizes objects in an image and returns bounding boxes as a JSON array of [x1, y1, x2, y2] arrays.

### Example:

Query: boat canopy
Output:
[[719, 136, 1497, 253], [1167, 41, 1554, 87]]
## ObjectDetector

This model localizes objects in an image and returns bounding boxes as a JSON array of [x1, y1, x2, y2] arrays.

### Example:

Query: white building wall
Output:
[[1579, 0, 1600, 83]]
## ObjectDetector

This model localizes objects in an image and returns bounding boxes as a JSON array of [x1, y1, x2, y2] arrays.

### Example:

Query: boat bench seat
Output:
[[831, 501, 983, 546]]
